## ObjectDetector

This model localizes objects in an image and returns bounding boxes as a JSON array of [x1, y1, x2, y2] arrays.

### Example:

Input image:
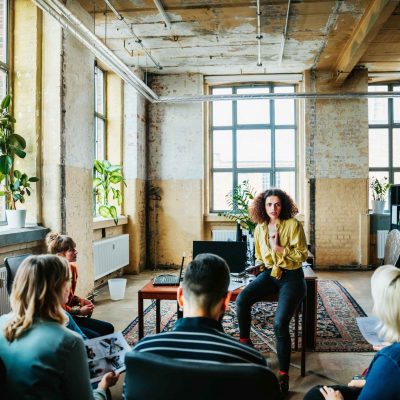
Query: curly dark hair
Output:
[[249, 188, 298, 224]]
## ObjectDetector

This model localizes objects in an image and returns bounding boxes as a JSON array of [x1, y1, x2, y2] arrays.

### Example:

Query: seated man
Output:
[[133, 253, 267, 366]]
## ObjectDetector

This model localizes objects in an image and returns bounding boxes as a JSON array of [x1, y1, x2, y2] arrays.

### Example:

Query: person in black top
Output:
[[133, 253, 267, 366]]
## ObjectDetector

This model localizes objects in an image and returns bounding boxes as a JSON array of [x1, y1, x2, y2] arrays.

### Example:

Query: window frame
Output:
[[94, 64, 106, 161], [209, 84, 298, 213]]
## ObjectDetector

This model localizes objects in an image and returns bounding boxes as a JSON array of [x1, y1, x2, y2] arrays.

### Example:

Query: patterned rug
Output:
[[123, 280, 373, 352]]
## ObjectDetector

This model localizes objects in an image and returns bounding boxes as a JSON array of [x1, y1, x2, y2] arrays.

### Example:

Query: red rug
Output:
[[123, 280, 373, 352]]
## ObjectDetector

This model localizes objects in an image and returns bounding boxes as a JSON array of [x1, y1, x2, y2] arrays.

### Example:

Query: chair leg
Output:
[[301, 296, 307, 377]]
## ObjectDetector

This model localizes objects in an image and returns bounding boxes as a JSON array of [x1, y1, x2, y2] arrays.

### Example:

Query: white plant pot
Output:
[[372, 200, 385, 214], [6, 210, 27, 228]]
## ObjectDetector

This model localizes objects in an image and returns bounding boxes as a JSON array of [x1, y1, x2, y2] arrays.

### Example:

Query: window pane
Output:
[[237, 173, 270, 195], [275, 129, 295, 168], [369, 128, 388, 167], [0, 0, 7, 63], [237, 87, 270, 125], [213, 172, 232, 211], [95, 117, 105, 160], [237, 129, 271, 168], [394, 129, 400, 168], [394, 172, 400, 184], [368, 85, 388, 124], [95, 67, 104, 115], [0, 197, 4, 221], [0, 69, 7, 101], [275, 171, 296, 200], [394, 86, 400, 124], [212, 88, 232, 126], [369, 171, 390, 210], [274, 87, 295, 125], [213, 130, 232, 168]]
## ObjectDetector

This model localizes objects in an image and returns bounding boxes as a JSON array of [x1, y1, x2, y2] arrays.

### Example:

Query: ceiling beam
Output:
[[332, 0, 399, 85]]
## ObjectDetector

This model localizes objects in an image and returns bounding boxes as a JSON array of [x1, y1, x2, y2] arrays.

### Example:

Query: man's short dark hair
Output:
[[182, 253, 230, 313]]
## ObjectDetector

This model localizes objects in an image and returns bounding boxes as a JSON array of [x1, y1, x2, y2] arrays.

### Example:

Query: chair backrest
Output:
[[384, 230, 400, 267], [4, 253, 31, 294], [123, 351, 280, 400]]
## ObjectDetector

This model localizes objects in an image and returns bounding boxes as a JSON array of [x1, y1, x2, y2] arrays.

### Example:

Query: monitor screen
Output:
[[192, 241, 247, 273]]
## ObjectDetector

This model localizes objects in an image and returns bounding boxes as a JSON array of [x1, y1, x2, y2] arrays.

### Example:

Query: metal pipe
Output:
[[153, 0, 172, 29], [256, 0, 262, 67], [103, 0, 122, 20], [278, 0, 291, 64], [32, 0, 159, 102]]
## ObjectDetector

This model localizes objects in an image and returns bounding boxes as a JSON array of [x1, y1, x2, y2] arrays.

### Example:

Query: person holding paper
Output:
[[0, 254, 119, 399], [236, 188, 308, 397], [304, 264, 400, 400]]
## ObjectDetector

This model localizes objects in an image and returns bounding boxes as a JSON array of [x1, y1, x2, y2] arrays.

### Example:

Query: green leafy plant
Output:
[[218, 180, 257, 234], [93, 160, 126, 224], [370, 176, 392, 201], [0, 94, 39, 209]]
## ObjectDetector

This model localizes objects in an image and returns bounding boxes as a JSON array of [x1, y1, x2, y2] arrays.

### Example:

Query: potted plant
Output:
[[0, 94, 39, 228], [370, 176, 391, 214], [93, 159, 126, 225]]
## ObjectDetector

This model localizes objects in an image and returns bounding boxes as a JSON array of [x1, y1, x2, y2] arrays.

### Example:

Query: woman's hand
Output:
[[80, 304, 94, 316], [98, 371, 120, 390], [319, 386, 344, 400], [272, 232, 284, 254], [348, 379, 366, 388], [82, 298, 94, 308]]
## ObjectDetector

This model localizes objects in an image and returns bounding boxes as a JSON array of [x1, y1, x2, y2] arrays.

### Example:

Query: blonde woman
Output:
[[0, 255, 119, 399], [46, 232, 114, 338], [304, 265, 400, 400]]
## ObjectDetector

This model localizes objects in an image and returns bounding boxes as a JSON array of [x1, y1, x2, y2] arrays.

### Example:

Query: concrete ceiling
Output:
[[78, 0, 400, 82]]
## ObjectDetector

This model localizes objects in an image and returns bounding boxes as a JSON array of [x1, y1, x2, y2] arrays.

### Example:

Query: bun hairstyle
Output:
[[46, 232, 76, 255]]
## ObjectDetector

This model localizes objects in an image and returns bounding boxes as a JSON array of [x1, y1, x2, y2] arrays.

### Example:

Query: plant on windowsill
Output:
[[370, 176, 392, 214], [0, 94, 39, 228], [93, 159, 126, 225]]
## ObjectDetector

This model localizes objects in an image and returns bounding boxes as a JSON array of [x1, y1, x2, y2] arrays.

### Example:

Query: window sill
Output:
[[0, 224, 49, 248], [204, 213, 305, 223], [93, 215, 128, 230]]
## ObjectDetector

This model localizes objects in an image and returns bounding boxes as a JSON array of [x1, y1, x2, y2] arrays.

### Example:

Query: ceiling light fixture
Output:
[[256, 0, 262, 66]]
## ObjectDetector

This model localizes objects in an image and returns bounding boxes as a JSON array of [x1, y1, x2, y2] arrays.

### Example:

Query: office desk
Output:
[[138, 265, 317, 349]]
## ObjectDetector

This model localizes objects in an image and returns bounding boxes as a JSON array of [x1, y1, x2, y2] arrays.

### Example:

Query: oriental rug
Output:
[[123, 280, 373, 353]]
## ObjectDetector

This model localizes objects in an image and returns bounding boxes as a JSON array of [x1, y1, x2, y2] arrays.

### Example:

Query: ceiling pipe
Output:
[[103, 0, 122, 20], [278, 0, 291, 65], [32, 0, 159, 101], [153, 0, 172, 29], [256, 0, 262, 67]]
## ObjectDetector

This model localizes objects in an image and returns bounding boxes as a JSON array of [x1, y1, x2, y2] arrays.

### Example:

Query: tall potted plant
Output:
[[370, 176, 391, 214], [93, 159, 126, 225], [0, 95, 39, 228]]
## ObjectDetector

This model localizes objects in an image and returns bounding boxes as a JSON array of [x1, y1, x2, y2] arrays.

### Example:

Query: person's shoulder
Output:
[[379, 342, 400, 362], [133, 331, 176, 349]]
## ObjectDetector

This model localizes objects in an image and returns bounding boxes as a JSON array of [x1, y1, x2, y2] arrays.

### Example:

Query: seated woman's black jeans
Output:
[[236, 267, 306, 372]]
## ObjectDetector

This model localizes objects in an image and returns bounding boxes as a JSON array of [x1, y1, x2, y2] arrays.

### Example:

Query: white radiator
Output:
[[93, 234, 129, 279], [0, 267, 11, 315], [212, 230, 236, 241], [377, 230, 389, 259]]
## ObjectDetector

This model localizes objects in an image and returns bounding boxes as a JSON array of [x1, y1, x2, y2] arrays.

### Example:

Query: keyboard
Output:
[[153, 274, 180, 286]]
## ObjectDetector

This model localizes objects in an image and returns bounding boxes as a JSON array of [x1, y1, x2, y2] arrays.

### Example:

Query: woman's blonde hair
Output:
[[371, 264, 400, 342], [46, 231, 76, 254], [4, 255, 69, 342]]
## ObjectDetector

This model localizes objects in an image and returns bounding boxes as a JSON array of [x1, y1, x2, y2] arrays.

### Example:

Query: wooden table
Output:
[[137, 265, 317, 349]]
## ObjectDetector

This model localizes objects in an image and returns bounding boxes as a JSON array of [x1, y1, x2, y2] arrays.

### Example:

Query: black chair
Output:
[[123, 351, 280, 400], [4, 253, 31, 294], [0, 357, 7, 399]]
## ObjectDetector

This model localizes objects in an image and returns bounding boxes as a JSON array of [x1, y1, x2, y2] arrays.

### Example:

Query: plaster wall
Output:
[[148, 74, 203, 267]]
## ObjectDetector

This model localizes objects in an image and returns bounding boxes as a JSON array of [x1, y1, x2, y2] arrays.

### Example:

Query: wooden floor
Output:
[[93, 269, 375, 400]]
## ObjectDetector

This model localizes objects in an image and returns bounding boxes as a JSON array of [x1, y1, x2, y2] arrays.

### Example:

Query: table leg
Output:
[[156, 299, 161, 333], [138, 291, 144, 340]]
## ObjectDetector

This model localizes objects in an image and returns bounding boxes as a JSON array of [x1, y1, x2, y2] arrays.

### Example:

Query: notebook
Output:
[[153, 256, 185, 286]]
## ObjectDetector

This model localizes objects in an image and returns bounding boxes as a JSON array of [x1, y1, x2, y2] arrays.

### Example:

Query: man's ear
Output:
[[177, 286, 184, 308], [222, 291, 231, 312]]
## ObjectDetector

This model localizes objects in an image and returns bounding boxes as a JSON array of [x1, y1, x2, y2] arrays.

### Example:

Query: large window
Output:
[[368, 84, 400, 208], [94, 65, 106, 161], [0, 0, 9, 223], [210, 85, 297, 211]]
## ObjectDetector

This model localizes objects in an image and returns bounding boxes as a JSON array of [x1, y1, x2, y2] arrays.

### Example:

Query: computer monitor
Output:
[[192, 241, 247, 274]]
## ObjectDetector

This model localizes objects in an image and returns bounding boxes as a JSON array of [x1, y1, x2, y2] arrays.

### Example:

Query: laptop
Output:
[[153, 256, 185, 286], [192, 241, 247, 275]]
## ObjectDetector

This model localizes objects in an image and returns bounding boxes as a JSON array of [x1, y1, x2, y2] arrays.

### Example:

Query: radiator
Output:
[[212, 230, 236, 241], [93, 234, 130, 279], [377, 230, 389, 259], [0, 267, 11, 315]]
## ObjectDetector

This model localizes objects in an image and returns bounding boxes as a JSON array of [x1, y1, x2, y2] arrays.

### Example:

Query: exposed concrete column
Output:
[[123, 72, 147, 273]]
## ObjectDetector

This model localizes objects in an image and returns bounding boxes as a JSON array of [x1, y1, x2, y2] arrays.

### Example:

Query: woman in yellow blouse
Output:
[[236, 188, 308, 397]]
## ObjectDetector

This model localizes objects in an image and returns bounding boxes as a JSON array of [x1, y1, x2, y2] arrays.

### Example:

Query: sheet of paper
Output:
[[356, 316, 386, 346]]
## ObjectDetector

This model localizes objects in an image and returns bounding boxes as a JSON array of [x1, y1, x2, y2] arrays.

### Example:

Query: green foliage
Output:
[[218, 180, 257, 234], [93, 160, 126, 225], [370, 176, 392, 201], [0, 95, 39, 209]]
